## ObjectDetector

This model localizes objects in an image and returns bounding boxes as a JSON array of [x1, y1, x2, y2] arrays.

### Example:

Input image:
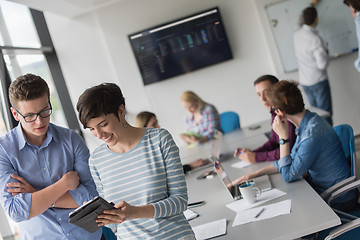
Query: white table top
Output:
[[179, 106, 329, 165], [183, 128, 340, 240]]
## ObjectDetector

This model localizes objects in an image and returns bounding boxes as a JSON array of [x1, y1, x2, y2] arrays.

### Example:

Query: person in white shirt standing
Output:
[[293, 0, 333, 126]]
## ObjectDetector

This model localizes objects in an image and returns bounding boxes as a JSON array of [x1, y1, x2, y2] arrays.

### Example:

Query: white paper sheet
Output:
[[232, 199, 292, 227], [183, 209, 199, 221], [226, 188, 287, 212], [192, 218, 227, 240], [231, 160, 251, 169]]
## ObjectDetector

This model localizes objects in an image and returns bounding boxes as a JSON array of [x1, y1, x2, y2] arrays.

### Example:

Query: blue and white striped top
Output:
[[89, 128, 194, 239]]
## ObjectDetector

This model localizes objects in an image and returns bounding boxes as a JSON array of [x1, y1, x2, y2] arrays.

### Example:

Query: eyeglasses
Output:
[[15, 104, 52, 123]]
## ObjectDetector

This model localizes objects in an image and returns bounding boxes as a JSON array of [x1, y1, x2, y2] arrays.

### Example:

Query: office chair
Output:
[[219, 111, 240, 134], [321, 124, 358, 207], [319, 124, 360, 239]]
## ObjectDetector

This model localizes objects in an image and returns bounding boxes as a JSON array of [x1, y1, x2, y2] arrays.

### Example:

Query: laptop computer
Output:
[[214, 160, 272, 200]]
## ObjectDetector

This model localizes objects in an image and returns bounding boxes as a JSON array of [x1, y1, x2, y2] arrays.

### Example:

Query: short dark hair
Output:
[[268, 80, 304, 115], [9, 73, 50, 108], [303, 7, 317, 25], [254, 75, 279, 86], [76, 83, 125, 128], [344, 0, 360, 12]]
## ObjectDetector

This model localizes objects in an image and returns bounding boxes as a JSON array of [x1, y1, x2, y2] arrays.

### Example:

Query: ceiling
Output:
[[8, 0, 122, 18]]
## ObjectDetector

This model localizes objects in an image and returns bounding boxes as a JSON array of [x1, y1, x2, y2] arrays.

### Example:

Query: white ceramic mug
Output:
[[239, 182, 261, 204]]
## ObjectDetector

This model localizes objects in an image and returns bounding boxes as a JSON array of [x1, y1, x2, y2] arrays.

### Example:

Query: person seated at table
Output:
[[234, 75, 296, 164], [231, 80, 357, 212], [76, 83, 195, 239], [135, 111, 210, 173], [180, 90, 222, 145]]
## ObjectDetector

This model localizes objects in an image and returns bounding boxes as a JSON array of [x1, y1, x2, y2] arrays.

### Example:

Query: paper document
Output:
[[183, 209, 199, 221], [232, 199, 292, 227], [226, 188, 286, 213], [192, 218, 227, 240], [231, 161, 251, 169]]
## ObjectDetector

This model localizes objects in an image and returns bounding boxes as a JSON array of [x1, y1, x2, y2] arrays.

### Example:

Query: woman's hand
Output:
[[97, 201, 135, 226], [96, 201, 154, 226], [180, 134, 197, 144], [189, 158, 210, 169]]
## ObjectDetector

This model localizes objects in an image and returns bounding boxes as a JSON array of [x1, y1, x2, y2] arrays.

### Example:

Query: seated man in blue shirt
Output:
[[231, 80, 357, 211], [0, 74, 102, 239]]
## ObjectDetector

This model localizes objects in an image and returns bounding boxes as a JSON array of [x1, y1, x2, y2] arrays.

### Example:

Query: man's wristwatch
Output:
[[279, 138, 289, 145], [50, 202, 55, 208]]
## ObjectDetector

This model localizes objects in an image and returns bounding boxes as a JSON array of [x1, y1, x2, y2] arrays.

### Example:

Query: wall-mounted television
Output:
[[128, 7, 233, 85]]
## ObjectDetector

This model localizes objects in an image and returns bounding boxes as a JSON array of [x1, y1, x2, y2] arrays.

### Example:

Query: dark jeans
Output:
[[302, 79, 333, 126]]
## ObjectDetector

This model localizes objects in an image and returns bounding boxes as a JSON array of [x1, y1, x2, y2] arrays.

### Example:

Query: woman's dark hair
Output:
[[76, 83, 125, 128]]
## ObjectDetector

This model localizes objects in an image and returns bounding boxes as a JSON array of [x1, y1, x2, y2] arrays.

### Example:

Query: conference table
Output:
[[179, 116, 340, 239]]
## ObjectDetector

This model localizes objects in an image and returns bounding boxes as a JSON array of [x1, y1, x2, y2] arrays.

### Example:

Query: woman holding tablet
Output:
[[76, 83, 194, 239]]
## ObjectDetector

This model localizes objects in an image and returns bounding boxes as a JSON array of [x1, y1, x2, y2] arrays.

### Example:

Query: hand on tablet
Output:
[[96, 201, 135, 225], [96, 201, 155, 226]]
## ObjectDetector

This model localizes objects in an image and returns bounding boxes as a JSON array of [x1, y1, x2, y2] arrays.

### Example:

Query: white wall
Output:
[[45, 0, 275, 151], [255, 0, 360, 134], [44, 0, 360, 151]]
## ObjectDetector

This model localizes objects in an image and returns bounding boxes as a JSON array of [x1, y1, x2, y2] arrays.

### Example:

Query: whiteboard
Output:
[[266, 0, 358, 72]]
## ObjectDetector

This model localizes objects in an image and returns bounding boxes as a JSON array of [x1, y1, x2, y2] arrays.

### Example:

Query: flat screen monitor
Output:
[[128, 7, 233, 85]]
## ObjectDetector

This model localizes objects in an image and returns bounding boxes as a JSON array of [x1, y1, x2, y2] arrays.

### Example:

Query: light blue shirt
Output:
[[354, 12, 360, 72], [90, 128, 194, 239], [0, 123, 102, 240], [273, 110, 354, 203]]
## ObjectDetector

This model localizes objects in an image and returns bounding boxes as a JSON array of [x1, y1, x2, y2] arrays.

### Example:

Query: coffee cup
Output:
[[239, 182, 261, 204]]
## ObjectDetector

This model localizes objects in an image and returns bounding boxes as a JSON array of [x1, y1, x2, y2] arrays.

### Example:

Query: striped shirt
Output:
[[89, 128, 194, 239], [185, 104, 221, 139]]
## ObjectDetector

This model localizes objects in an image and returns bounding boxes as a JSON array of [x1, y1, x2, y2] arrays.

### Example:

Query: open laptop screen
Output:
[[214, 160, 241, 200]]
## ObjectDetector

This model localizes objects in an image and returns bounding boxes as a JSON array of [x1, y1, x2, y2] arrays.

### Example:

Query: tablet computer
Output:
[[68, 196, 116, 233]]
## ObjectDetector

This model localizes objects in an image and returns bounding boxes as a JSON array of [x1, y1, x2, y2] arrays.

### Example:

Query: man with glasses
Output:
[[0, 74, 102, 239]]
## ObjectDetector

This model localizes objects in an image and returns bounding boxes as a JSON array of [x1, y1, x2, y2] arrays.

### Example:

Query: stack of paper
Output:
[[192, 218, 227, 240], [231, 160, 251, 169], [225, 188, 292, 227], [183, 209, 199, 221], [232, 200, 292, 227]]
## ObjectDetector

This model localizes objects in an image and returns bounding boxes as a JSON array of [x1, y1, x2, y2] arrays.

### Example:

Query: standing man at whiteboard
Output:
[[344, 0, 360, 72], [293, 0, 333, 125]]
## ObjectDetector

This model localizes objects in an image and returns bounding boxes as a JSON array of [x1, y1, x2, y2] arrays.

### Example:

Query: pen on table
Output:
[[254, 207, 265, 218]]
